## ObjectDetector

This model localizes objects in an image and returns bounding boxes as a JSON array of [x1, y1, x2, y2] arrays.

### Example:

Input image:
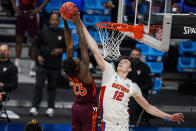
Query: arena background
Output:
[[0, 0, 196, 131]]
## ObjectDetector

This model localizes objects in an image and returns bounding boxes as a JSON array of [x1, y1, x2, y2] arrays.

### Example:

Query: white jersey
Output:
[[99, 62, 142, 125]]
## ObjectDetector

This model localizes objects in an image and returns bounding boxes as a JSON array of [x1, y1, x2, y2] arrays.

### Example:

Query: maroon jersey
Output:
[[19, 0, 37, 10], [69, 75, 97, 104]]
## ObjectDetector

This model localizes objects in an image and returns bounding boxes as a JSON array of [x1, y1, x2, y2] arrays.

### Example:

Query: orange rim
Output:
[[96, 22, 144, 39]]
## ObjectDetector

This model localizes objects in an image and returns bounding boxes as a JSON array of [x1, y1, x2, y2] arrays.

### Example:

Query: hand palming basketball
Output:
[[60, 2, 78, 20]]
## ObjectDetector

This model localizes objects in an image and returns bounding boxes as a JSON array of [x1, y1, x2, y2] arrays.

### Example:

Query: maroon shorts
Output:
[[16, 11, 38, 38], [71, 103, 98, 131]]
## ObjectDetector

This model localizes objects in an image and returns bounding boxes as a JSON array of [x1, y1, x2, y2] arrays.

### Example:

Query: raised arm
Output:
[[63, 19, 74, 57], [71, 14, 92, 83], [134, 95, 184, 124], [72, 13, 107, 72]]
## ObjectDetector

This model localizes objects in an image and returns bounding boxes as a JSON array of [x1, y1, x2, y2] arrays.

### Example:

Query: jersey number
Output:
[[72, 83, 87, 96], [112, 91, 124, 101]]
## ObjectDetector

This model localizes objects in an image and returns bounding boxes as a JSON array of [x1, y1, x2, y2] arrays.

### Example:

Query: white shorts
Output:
[[101, 121, 130, 131]]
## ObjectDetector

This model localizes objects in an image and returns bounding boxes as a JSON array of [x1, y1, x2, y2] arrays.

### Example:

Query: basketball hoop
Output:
[[96, 22, 143, 60]]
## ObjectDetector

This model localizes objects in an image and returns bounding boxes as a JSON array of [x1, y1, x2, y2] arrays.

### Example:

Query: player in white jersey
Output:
[[99, 58, 143, 130], [71, 12, 184, 131]]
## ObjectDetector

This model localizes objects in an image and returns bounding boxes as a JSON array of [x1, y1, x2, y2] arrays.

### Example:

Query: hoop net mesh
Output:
[[96, 26, 126, 60]]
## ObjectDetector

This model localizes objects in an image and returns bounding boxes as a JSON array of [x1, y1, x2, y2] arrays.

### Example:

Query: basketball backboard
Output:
[[118, 0, 172, 51]]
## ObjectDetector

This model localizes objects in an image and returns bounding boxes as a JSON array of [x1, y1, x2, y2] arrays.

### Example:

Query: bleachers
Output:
[[136, 43, 164, 61], [177, 40, 196, 73], [136, 43, 164, 93], [83, 0, 109, 14], [44, 0, 63, 13], [145, 62, 163, 75], [176, 0, 196, 13], [82, 12, 111, 43], [44, 0, 83, 13], [177, 57, 196, 72], [83, 15, 111, 27], [153, 78, 162, 93], [179, 41, 196, 55]]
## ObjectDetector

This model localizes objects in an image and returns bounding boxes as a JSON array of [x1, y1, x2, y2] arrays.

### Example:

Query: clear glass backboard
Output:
[[118, 0, 172, 51]]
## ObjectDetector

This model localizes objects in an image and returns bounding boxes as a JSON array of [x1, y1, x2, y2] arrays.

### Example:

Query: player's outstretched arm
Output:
[[63, 19, 74, 57], [134, 95, 184, 124], [71, 13, 92, 83], [71, 13, 107, 72]]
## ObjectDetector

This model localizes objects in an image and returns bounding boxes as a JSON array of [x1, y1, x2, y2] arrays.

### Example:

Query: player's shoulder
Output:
[[126, 77, 133, 84], [125, 78, 135, 88], [126, 78, 139, 89], [132, 82, 139, 88]]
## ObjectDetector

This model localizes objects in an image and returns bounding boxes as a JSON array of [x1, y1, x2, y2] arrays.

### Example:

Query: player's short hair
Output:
[[130, 47, 141, 54], [25, 119, 43, 131], [63, 57, 78, 77], [120, 56, 138, 70]]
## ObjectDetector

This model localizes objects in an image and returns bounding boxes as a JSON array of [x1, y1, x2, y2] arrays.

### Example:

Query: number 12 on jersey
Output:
[[113, 91, 124, 101]]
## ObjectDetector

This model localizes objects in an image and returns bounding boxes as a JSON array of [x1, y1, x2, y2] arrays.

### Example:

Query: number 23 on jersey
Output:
[[72, 82, 87, 96]]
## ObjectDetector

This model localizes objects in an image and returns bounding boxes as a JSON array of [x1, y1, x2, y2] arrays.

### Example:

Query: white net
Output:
[[96, 25, 126, 60]]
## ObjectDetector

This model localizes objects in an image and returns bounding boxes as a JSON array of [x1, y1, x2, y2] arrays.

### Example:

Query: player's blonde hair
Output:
[[120, 56, 138, 70]]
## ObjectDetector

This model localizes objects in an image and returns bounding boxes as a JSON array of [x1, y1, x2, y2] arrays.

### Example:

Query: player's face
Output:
[[130, 50, 141, 59], [50, 14, 59, 28], [0, 45, 9, 53], [117, 59, 132, 73], [0, 45, 9, 61]]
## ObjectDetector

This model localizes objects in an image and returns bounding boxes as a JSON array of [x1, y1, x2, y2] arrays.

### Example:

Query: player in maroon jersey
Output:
[[62, 18, 98, 131]]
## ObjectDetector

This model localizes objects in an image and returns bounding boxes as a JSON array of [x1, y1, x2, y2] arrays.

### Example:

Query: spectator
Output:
[[0, 44, 18, 103], [172, 0, 181, 13], [29, 13, 66, 117], [127, 47, 153, 125], [11, 0, 49, 76], [24, 119, 43, 131], [103, 0, 119, 22]]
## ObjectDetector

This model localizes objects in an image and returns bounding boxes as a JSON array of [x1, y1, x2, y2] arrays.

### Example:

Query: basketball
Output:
[[60, 2, 78, 20]]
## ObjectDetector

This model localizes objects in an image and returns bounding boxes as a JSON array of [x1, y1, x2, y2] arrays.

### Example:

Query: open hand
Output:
[[168, 113, 184, 124]]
